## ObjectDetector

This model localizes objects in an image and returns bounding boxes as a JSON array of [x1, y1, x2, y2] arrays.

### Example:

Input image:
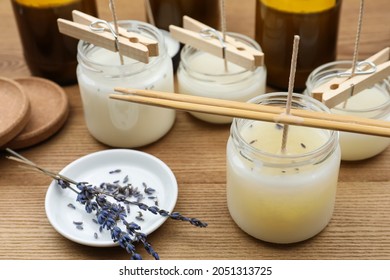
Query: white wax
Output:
[[77, 47, 175, 147], [227, 121, 341, 243], [332, 87, 390, 161], [160, 29, 180, 59], [177, 51, 266, 124]]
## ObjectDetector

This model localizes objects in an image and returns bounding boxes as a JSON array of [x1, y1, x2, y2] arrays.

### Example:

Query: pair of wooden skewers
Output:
[[110, 86, 390, 138]]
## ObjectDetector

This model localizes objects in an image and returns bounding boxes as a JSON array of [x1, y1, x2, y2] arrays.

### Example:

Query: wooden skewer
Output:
[[110, 88, 390, 137]]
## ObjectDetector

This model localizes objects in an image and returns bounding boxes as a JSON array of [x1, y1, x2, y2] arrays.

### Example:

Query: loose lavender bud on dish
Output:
[[67, 203, 76, 209]]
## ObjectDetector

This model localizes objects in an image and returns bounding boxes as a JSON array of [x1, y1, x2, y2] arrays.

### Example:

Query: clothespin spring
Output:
[[199, 28, 227, 60], [338, 61, 377, 78], [89, 20, 121, 54]]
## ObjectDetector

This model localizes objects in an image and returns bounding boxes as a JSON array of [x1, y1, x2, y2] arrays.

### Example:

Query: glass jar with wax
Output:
[[255, 0, 342, 91], [226, 93, 341, 244], [305, 61, 390, 161], [176, 32, 266, 124], [11, 0, 97, 85], [76, 20, 175, 148]]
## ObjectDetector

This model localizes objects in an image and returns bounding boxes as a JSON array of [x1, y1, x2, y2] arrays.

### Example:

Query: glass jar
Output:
[[305, 61, 390, 161], [76, 20, 175, 148], [227, 93, 341, 244], [11, 0, 97, 85], [255, 0, 342, 91], [176, 32, 267, 124]]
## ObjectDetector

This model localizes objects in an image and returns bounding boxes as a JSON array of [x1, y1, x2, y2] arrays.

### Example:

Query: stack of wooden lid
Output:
[[0, 77, 69, 150]]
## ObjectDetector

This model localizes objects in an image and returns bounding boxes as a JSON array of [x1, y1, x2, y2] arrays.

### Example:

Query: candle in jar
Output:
[[331, 86, 390, 161], [305, 61, 390, 161], [177, 33, 266, 124], [227, 93, 341, 244], [76, 21, 175, 148]]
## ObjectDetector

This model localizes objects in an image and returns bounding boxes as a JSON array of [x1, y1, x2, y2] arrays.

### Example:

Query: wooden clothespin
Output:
[[312, 47, 390, 108], [57, 10, 159, 63], [169, 16, 264, 70]]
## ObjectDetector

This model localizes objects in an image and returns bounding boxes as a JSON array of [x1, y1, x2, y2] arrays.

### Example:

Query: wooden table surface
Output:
[[1, 0, 390, 260]]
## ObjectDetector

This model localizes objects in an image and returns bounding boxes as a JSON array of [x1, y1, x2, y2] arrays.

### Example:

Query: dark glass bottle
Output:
[[148, 0, 220, 30], [255, 0, 342, 91], [11, 0, 97, 85]]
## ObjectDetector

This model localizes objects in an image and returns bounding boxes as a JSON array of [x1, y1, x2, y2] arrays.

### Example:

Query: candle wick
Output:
[[109, 0, 124, 65], [281, 35, 300, 154], [220, 0, 228, 72], [144, 0, 156, 26], [343, 0, 365, 109]]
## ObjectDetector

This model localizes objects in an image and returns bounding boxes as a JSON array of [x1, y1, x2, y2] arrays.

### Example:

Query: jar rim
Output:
[[231, 92, 339, 168], [77, 20, 166, 73]]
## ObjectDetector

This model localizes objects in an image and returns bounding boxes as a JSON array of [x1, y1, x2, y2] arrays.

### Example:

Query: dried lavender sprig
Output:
[[5, 148, 79, 194], [75, 188, 156, 260], [69, 181, 207, 259], [77, 182, 158, 259], [60, 180, 208, 229], [5, 149, 208, 259], [130, 201, 208, 228], [76, 180, 208, 228]]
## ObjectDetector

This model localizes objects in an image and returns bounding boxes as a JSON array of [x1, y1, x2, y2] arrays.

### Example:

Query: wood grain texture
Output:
[[1, 0, 390, 260]]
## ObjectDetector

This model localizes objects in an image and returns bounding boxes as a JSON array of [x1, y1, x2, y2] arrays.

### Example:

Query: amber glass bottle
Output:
[[11, 0, 97, 85], [148, 0, 220, 30], [255, 0, 342, 91]]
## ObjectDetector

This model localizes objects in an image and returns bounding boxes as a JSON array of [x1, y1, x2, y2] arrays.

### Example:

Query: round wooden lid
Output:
[[6, 77, 69, 149], [0, 77, 30, 147]]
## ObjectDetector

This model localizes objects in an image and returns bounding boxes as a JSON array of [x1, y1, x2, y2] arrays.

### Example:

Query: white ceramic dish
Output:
[[45, 149, 178, 247]]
